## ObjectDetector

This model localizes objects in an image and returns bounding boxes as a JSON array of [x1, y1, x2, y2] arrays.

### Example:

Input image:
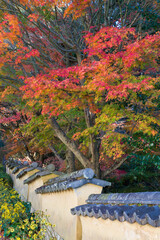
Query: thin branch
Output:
[[48, 144, 64, 163]]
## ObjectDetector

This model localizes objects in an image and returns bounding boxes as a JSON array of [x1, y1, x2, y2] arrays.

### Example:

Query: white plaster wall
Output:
[[14, 169, 39, 201], [41, 184, 102, 240], [11, 167, 28, 190], [28, 173, 59, 212], [6, 166, 22, 184], [6, 166, 10, 175], [41, 189, 80, 240], [80, 216, 160, 240]]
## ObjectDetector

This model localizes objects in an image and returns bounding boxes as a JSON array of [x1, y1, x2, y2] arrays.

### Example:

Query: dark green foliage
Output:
[[104, 171, 160, 193], [0, 164, 13, 187], [104, 152, 160, 193]]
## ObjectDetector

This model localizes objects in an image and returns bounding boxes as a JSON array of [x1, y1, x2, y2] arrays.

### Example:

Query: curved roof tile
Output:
[[87, 192, 160, 205], [35, 168, 111, 194], [71, 204, 160, 227]]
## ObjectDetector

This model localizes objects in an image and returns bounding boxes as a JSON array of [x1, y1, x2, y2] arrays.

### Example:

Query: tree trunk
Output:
[[50, 117, 92, 169], [66, 148, 75, 173], [102, 156, 128, 178], [84, 108, 101, 177]]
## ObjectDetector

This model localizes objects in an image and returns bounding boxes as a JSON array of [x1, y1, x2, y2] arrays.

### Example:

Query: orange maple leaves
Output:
[[18, 0, 92, 19], [20, 27, 160, 119]]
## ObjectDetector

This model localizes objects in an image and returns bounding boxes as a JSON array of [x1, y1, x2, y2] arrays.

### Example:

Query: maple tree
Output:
[[0, 0, 159, 177], [21, 27, 160, 177]]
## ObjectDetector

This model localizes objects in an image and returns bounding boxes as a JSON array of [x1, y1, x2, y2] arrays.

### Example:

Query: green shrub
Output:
[[0, 179, 56, 239], [0, 164, 13, 187]]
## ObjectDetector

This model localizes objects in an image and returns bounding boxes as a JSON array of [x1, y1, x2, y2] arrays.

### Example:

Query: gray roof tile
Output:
[[8, 162, 21, 169], [45, 168, 95, 185], [24, 170, 62, 184], [12, 165, 27, 174], [87, 192, 160, 205], [7, 160, 28, 169], [35, 168, 111, 194], [16, 166, 41, 179], [71, 204, 160, 227]]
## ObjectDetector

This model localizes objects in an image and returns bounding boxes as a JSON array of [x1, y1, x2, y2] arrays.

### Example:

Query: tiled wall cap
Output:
[[9, 162, 21, 169], [23, 169, 61, 184], [87, 192, 160, 205], [35, 177, 110, 194], [12, 165, 27, 174], [71, 204, 160, 227], [16, 166, 41, 179], [45, 164, 55, 172], [46, 168, 95, 185], [35, 179, 76, 194], [7, 162, 12, 167], [67, 178, 110, 190], [23, 161, 29, 165], [23, 170, 42, 184], [83, 168, 94, 179], [30, 162, 38, 168]]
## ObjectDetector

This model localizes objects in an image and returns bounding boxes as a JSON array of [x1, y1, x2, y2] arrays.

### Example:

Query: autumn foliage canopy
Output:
[[0, 0, 159, 177]]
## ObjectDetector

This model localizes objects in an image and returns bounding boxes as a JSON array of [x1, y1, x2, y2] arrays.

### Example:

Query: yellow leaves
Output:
[[0, 86, 16, 99], [136, 114, 159, 135], [95, 113, 109, 125], [100, 132, 126, 162]]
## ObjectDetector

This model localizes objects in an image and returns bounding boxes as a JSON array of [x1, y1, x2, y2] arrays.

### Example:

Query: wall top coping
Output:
[[71, 203, 160, 227], [10, 163, 29, 170], [45, 168, 95, 185], [87, 192, 160, 205], [12, 165, 29, 174], [6, 159, 18, 166], [35, 168, 111, 194], [24, 170, 62, 184], [16, 166, 42, 179], [7, 160, 58, 180], [6, 160, 29, 169]]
